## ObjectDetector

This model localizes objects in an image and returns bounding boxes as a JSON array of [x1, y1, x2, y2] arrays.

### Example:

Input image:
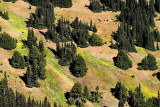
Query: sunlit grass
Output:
[[15, 40, 28, 56], [8, 11, 28, 40], [135, 46, 148, 56]]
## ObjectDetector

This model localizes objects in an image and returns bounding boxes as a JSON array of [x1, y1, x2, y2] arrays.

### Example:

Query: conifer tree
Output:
[[26, 66, 32, 88], [27, 28, 37, 48], [70, 54, 88, 77], [10, 51, 26, 69], [89, 0, 102, 13], [0, 32, 17, 50], [114, 50, 132, 70], [89, 33, 104, 46], [118, 91, 124, 107], [138, 54, 158, 71], [83, 85, 90, 100], [157, 42, 159, 50]]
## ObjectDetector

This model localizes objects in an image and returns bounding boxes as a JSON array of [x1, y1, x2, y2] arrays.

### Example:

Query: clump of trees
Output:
[[71, 17, 97, 48], [70, 55, 88, 77], [45, 17, 98, 48], [27, 2, 55, 29], [10, 51, 26, 69], [21, 28, 46, 88], [56, 17, 71, 41], [89, 0, 102, 13], [100, 0, 125, 12], [66, 82, 101, 106], [0, 32, 17, 50], [27, 0, 72, 8], [114, 50, 132, 70], [71, 17, 97, 33], [111, 81, 160, 107], [138, 54, 158, 71], [56, 41, 76, 66], [0, 72, 61, 107], [53, 0, 72, 8], [89, 33, 104, 46], [112, 0, 159, 52]]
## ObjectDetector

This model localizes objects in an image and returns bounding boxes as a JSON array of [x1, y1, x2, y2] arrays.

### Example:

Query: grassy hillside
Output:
[[0, 0, 160, 107]]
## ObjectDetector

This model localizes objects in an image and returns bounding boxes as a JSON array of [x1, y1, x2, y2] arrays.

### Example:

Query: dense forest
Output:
[[111, 0, 160, 52]]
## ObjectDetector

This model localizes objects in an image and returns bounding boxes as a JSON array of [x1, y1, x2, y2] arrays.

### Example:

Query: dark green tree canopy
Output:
[[0, 32, 17, 50], [114, 50, 132, 70], [138, 54, 158, 71], [89, 33, 104, 46], [70, 54, 88, 77], [10, 51, 26, 69], [27, 0, 72, 8], [89, 0, 102, 13], [66, 82, 101, 106]]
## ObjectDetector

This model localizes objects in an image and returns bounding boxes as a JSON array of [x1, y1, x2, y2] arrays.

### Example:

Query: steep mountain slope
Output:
[[0, 0, 160, 107]]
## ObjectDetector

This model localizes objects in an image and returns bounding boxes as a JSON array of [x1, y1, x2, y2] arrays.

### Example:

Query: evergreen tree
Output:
[[56, 41, 77, 66], [114, 50, 132, 70], [0, 32, 17, 50], [27, 28, 37, 48], [89, 33, 104, 46], [26, 66, 32, 88], [83, 85, 90, 100], [70, 82, 83, 99], [157, 42, 159, 50], [70, 54, 88, 77], [89, 0, 102, 13], [118, 91, 124, 107], [138, 54, 158, 71], [10, 51, 26, 69]]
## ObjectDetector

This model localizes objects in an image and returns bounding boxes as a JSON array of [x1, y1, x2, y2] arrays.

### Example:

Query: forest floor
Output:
[[0, 0, 160, 107]]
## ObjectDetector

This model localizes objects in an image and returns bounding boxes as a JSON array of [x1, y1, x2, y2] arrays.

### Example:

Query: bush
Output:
[[70, 55, 88, 77], [89, 33, 104, 46], [114, 50, 132, 70], [0, 32, 17, 50], [138, 54, 158, 71], [10, 51, 26, 69]]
